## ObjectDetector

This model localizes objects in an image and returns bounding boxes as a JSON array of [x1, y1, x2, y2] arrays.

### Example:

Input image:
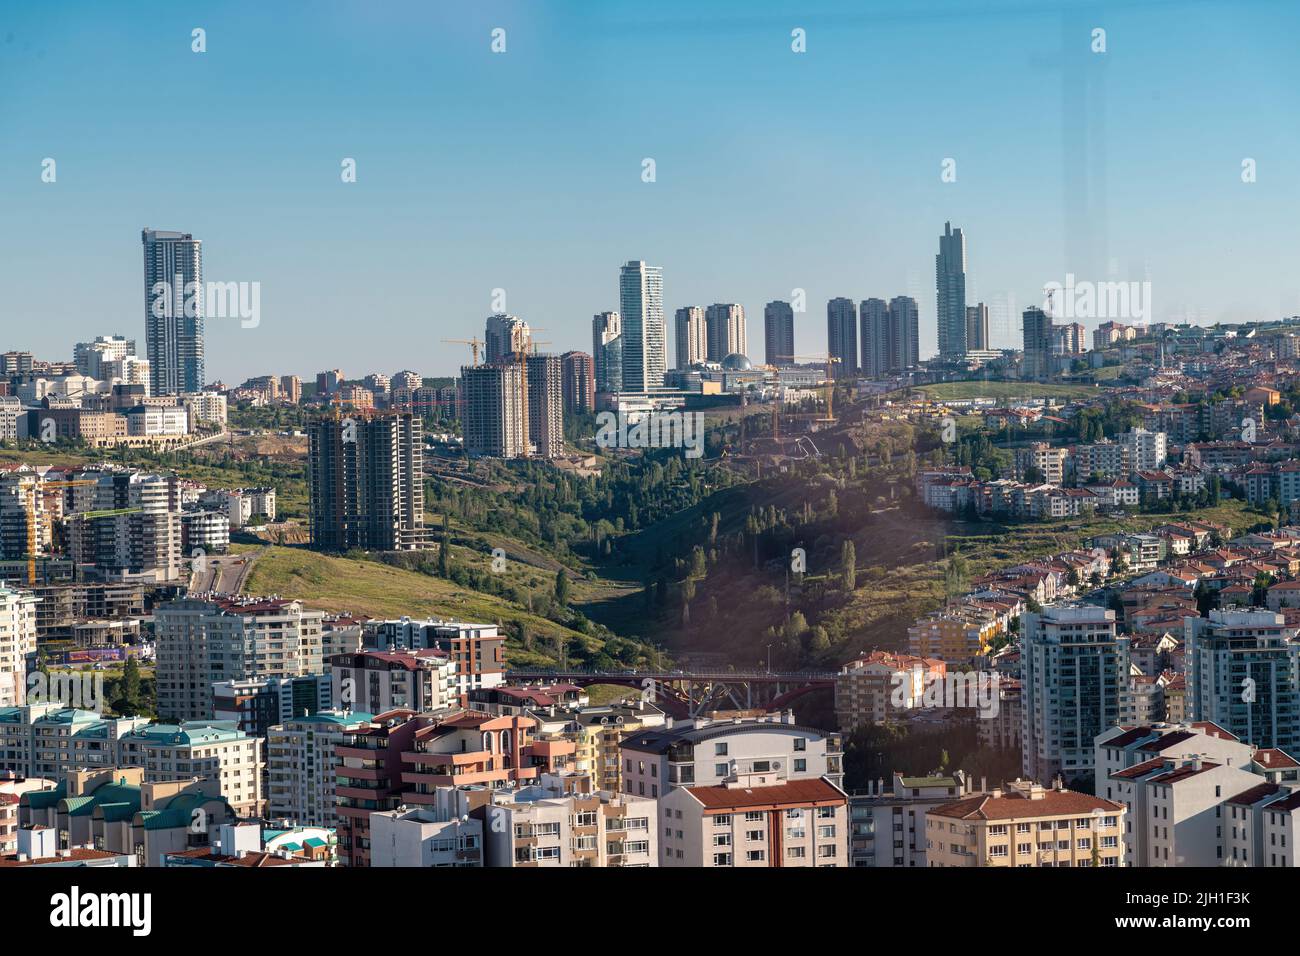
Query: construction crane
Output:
[[443, 336, 484, 367], [777, 353, 843, 423], [21, 478, 98, 585]]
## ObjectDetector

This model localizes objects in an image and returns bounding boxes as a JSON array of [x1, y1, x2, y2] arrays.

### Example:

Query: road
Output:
[[187, 548, 265, 595]]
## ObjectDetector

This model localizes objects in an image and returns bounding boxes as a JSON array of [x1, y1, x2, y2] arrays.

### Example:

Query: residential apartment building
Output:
[[619, 714, 843, 800], [674, 306, 706, 369], [64, 471, 183, 583], [907, 607, 1001, 664], [1185, 609, 1300, 752], [154, 596, 325, 723], [826, 298, 859, 378], [936, 221, 968, 360], [20, 766, 235, 867], [619, 261, 666, 391], [850, 771, 981, 867], [369, 802, 484, 867], [329, 650, 455, 715], [834, 651, 947, 730], [925, 779, 1125, 867], [0, 583, 37, 708], [307, 412, 425, 550], [704, 303, 746, 361], [142, 228, 204, 396], [459, 362, 526, 458], [525, 352, 564, 459], [267, 710, 375, 828], [592, 311, 622, 393], [560, 350, 595, 414], [764, 300, 795, 368], [115, 720, 264, 817], [0, 704, 149, 780], [1020, 605, 1129, 787], [483, 313, 531, 363], [364, 618, 506, 701], [659, 772, 848, 867]]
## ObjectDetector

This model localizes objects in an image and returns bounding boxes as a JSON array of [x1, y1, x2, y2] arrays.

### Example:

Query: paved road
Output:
[[187, 548, 265, 595]]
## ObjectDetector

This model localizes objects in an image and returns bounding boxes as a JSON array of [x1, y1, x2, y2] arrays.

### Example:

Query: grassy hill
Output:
[[242, 545, 658, 669], [915, 381, 1102, 402]]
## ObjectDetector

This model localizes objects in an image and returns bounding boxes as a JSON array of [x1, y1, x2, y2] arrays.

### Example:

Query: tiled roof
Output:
[[930, 788, 1123, 820], [684, 777, 845, 812]]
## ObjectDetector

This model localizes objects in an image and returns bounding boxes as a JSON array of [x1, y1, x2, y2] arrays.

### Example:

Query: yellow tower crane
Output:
[[777, 353, 843, 423]]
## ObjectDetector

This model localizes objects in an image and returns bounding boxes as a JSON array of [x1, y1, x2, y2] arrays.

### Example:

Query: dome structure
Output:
[[720, 353, 752, 371]]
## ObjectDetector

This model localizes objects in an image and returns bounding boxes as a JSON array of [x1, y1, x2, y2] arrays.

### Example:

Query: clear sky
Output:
[[3, 0, 1299, 382]]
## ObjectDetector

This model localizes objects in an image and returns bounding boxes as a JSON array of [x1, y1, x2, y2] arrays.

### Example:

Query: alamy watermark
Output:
[[890, 667, 1001, 718], [1043, 273, 1152, 323], [595, 410, 704, 459], [150, 273, 261, 328]]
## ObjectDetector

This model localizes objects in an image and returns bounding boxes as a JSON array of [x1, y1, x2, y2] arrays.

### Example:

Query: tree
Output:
[[841, 540, 856, 591], [123, 657, 142, 708], [554, 568, 570, 607]]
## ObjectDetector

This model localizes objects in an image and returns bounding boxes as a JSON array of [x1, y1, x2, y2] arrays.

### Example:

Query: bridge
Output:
[[504, 668, 837, 718]]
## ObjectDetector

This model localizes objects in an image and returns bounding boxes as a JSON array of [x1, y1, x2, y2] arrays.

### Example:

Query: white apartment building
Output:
[[0, 704, 149, 780], [0, 397, 22, 442], [1020, 605, 1129, 787], [155, 596, 325, 723], [201, 487, 276, 529], [475, 775, 657, 867], [74, 335, 136, 378], [0, 583, 37, 708], [619, 713, 843, 800], [1185, 609, 1300, 753], [660, 772, 848, 867], [180, 391, 228, 428], [370, 804, 484, 867], [1121, 427, 1168, 473], [116, 720, 264, 817], [267, 710, 375, 828]]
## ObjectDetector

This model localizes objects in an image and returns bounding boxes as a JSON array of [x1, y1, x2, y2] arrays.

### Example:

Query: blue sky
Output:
[[3, 0, 1299, 382]]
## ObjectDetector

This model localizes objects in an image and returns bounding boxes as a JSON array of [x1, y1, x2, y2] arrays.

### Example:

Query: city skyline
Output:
[[7, 0, 1300, 383]]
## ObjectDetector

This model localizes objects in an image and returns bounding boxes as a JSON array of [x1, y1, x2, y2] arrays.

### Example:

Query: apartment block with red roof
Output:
[[659, 772, 848, 867], [925, 780, 1125, 867], [834, 650, 947, 729]]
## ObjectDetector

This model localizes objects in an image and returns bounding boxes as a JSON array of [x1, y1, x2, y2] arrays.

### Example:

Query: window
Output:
[[793, 738, 807, 751], [746, 829, 764, 841], [713, 852, 732, 866], [715, 763, 729, 777], [818, 825, 836, 839], [713, 833, 731, 846], [817, 807, 835, 819], [787, 846, 806, 858], [794, 759, 807, 773], [715, 743, 728, 756], [746, 850, 766, 862], [714, 814, 731, 826], [745, 811, 764, 822], [1017, 843, 1032, 854]]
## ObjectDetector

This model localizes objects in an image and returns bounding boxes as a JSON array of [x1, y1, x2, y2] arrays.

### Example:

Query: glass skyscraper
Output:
[[143, 228, 205, 396], [618, 260, 665, 391], [935, 221, 967, 361]]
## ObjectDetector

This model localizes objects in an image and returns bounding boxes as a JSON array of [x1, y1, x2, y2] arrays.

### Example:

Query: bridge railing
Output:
[[504, 668, 839, 681]]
